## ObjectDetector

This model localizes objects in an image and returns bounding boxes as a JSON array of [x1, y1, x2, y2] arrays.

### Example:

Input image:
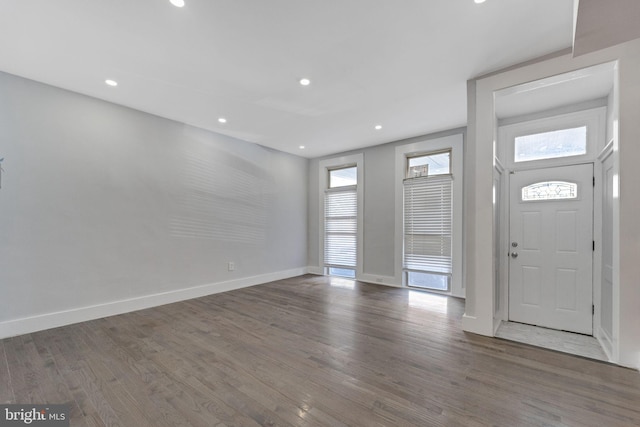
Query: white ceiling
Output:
[[0, 0, 574, 158]]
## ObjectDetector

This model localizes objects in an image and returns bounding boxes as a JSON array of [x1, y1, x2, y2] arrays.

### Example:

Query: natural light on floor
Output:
[[408, 290, 449, 314], [329, 277, 356, 290]]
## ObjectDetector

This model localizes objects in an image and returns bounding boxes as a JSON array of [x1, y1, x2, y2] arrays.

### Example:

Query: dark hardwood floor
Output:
[[1, 275, 639, 426]]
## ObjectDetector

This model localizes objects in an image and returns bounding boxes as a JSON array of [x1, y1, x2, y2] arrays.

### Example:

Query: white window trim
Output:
[[395, 134, 464, 297], [500, 107, 606, 170], [319, 154, 364, 279]]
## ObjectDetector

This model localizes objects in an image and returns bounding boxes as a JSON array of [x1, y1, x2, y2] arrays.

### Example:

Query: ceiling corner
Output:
[[573, 0, 640, 57]]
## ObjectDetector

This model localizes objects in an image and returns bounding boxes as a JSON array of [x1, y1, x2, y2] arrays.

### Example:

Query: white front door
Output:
[[509, 164, 593, 335]]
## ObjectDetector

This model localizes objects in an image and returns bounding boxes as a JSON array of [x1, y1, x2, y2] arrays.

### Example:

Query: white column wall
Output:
[[464, 40, 640, 369]]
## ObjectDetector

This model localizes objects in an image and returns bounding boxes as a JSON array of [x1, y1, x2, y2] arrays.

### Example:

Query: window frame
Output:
[[406, 149, 452, 178], [319, 154, 364, 280], [520, 180, 580, 202], [324, 183, 357, 273], [328, 165, 358, 189], [395, 133, 464, 297], [406, 270, 451, 292], [403, 171, 454, 292], [500, 108, 605, 171], [514, 126, 588, 163]]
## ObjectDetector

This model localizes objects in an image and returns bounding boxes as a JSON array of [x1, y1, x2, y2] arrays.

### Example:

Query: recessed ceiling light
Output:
[[375, 125, 382, 130], [105, 79, 118, 87], [218, 117, 227, 124], [474, 0, 486, 3], [299, 145, 305, 149], [299, 78, 311, 86], [170, 0, 185, 7]]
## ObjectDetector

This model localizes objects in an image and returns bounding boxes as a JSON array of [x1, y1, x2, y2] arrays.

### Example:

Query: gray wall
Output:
[[0, 71, 308, 324], [308, 144, 396, 278], [308, 130, 464, 279]]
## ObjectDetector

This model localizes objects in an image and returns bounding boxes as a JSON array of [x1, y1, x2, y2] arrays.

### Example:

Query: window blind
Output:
[[403, 174, 453, 274], [324, 188, 357, 269]]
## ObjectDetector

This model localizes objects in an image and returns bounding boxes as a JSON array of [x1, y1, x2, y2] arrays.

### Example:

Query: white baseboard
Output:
[[306, 266, 324, 275], [0, 267, 308, 340], [304, 269, 400, 287], [357, 273, 400, 287], [595, 327, 614, 362], [493, 318, 503, 335], [461, 314, 495, 337]]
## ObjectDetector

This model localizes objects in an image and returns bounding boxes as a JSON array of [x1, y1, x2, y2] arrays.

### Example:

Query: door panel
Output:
[[521, 266, 541, 305], [509, 164, 593, 334], [522, 212, 541, 250], [556, 211, 577, 252], [556, 268, 577, 310]]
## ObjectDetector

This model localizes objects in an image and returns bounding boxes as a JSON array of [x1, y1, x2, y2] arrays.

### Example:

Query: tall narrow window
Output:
[[403, 151, 452, 291], [325, 166, 357, 278]]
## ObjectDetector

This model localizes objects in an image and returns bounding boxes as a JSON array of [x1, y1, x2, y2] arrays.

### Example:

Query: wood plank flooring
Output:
[[1, 274, 639, 426]]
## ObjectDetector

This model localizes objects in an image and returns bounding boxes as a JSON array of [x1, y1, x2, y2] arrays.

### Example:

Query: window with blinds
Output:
[[403, 152, 452, 291], [324, 166, 357, 278]]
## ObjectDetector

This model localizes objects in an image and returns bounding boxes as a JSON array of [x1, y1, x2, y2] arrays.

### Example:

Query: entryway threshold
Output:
[[496, 321, 608, 362]]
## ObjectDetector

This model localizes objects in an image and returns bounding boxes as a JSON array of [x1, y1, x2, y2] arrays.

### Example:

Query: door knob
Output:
[[511, 252, 518, 258]]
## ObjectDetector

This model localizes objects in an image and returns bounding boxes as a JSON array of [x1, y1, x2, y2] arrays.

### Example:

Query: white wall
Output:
[[464, 40, 640, 369], [599, 145, 614, 355], [0, 71, 308, 338]]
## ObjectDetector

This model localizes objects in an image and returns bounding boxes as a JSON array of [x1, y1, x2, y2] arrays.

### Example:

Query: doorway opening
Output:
[[508, 163, 593, 335], [493, 62, 616, 361]]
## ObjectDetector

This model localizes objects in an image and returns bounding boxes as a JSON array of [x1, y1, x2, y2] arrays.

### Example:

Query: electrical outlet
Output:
[[227, 261, 235, 271]]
